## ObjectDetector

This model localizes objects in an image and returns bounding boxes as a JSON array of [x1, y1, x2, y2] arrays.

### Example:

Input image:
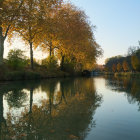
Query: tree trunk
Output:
[[0, 27, 4, 65], [49, 93, 52, 116], [30, 42, 34, 70], [0, 93, 6, 135], [49, 41, 52, 57], [61, 55, 65, 71], [60, 81, 67, 104], [0, 94, 4, 123], [52, 49, 54, 56], [0, 93, 3, 135], [29, 88, 33, 114]]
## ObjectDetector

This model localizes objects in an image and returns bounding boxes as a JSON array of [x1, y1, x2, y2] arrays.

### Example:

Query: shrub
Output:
[[5, 71, 25, 80], [42, 56, 58, 71], [4, 71, 41, 80], [25, 58, 41, 68], [62, 58, 75, 73], [24, 71, 41, 79], [7, 49, 27, 70]]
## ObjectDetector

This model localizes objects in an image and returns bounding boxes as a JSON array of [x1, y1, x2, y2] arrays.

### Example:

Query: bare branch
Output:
[[4, 25, 10, 40], [4, 0, 25, 39]]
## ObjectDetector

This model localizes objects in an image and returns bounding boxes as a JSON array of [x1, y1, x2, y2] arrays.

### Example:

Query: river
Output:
[[0, 76, 140, 140]]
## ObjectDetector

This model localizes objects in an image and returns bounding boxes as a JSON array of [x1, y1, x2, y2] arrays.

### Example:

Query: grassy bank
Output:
[[114, 72, 140, 77], [0, 70, 69, 81], [0, 65, 81, 81], [104, 72, 140, 78]]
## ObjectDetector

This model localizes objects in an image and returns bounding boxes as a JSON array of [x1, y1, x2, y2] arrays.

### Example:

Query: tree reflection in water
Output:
[[105, 76, 140, 110], [0, 78, 102, 140]]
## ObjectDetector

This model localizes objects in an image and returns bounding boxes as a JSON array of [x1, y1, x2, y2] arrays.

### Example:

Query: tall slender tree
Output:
[[54, 3, 102, 70], [15, 0, 62, 69], [112, 64, 116, 72], [131, 55, 140, 71], [117, 63, 122, 72], [122, 60, 129, 72], [0, 0, 24, 65]]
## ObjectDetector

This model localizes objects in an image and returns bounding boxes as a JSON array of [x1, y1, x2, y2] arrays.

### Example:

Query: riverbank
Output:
[[0, 70, 67, 81], [104, 72, 140, 78], [0, 66, 81, 81]]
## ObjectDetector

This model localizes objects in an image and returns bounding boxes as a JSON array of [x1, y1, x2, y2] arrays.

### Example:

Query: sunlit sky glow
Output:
[[4, 0, 140, 64]]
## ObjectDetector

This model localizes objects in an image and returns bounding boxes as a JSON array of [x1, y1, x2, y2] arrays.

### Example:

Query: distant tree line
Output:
[[105, 44, 140, 72]]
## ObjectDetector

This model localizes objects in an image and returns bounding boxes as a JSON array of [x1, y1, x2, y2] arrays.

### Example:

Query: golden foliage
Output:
[[0, 0, 102, 70]]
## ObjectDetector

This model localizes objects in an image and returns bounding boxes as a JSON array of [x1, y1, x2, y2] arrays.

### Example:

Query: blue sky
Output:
[[70, 0, 140, 64]]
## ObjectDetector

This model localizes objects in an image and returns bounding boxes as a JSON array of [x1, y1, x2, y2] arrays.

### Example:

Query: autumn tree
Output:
[[122, 60, 129, 72], [104, 67, 109, 72], [15, 0, 62, 69], [14, 0, 42, 69], [0, 0, 24, 65], [112, 64, 116, 72], [131, 55, 140, 71], [117, 63, 122, 72], [38, 15, 60, 57], [54, 3, 102, 71]]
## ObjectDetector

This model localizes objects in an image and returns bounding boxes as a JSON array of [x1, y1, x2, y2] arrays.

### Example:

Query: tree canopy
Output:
[[0, 0, 102, 72]]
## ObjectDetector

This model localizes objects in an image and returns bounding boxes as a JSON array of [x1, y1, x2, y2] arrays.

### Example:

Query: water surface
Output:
[[0, 77, 140, 140]]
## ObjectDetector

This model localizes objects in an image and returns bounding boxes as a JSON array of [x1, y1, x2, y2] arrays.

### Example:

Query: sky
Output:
[[5, 0, 140, 64], [69, 0, 140, 64]]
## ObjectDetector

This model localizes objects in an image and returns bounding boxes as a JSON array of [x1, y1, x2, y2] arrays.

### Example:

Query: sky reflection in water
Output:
[[0, 77, 140, 140]]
